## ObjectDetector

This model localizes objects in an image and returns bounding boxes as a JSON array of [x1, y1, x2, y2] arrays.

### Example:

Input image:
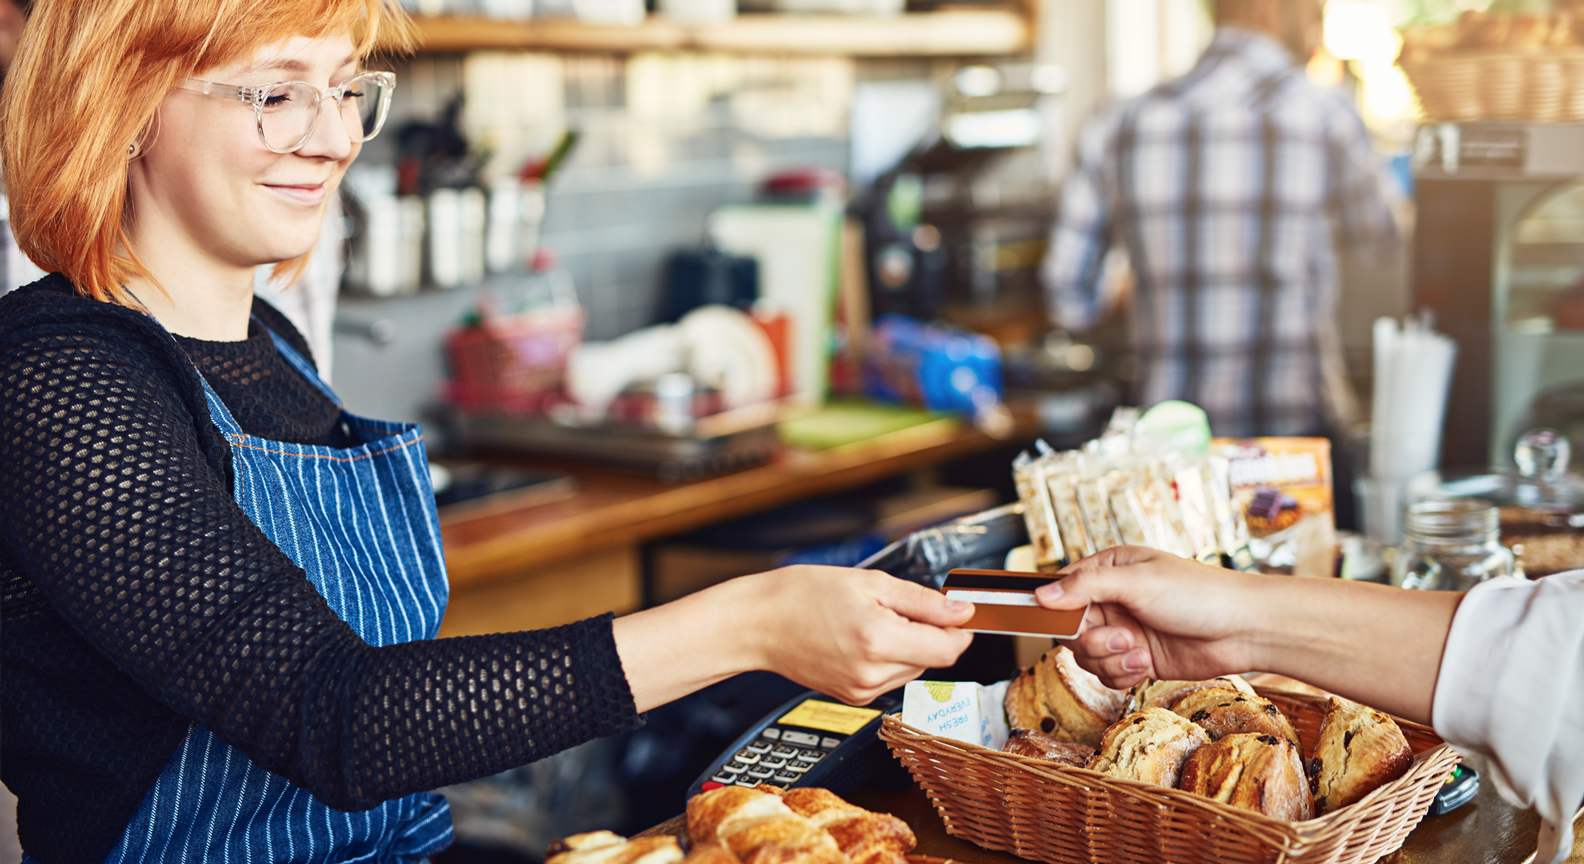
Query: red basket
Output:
[[444, 306, 585, 414]]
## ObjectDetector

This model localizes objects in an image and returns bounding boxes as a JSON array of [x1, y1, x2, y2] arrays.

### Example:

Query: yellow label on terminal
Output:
[[777, 700, 883, 735]]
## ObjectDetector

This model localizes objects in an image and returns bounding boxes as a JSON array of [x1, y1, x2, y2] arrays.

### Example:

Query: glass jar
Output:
[[1392, 498, 1517, 591]]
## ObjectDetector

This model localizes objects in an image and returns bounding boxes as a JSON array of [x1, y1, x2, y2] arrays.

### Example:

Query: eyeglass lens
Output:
[[259, 75, 392, 152]]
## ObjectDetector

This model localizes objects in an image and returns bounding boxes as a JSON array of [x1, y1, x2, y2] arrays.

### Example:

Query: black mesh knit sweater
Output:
[[0, 275, 643, 864]]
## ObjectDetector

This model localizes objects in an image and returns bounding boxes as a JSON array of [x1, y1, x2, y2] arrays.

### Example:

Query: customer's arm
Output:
[[614, 567, 975, 712], [1038, 549, 1584, 864], [1033, 546, 1462, 724]]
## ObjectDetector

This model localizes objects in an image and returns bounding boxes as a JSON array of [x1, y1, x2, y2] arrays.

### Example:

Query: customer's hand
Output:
[[1033, 546, 1464, 725], [743, 566, 975, 705], [1035, 546, 1261, 689], [613, 565, 973, 712]]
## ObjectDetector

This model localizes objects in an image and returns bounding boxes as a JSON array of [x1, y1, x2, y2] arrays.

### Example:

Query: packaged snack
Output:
[[1013, 451, 1065, 572], [1109, 475, 1152, 547], [1207, 456, 1255, 570], [1172, 463, 1222, 563], [1075, 471, 1122, 552], [901, 679, 1011, 749], [1047, 465, 1095, 563], [1213, 438, 1335, 577]]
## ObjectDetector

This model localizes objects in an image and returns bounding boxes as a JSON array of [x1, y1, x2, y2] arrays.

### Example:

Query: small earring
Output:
[[127, 141, 140, 159]]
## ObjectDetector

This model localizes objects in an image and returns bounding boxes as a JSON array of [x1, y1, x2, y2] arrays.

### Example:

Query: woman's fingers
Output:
[[750, 566, 975, 704], [870, 572, 975, 628]]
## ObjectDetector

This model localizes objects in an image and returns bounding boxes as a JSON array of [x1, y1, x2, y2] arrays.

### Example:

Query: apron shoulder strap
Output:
[[250, 315, 343, 408]]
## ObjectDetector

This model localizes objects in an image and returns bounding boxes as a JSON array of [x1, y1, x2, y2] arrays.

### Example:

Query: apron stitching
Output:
[[228, 433, 424, 463]]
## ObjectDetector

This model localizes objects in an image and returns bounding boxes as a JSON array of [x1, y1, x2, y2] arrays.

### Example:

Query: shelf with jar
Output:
[[393, 8, 1032, 56]]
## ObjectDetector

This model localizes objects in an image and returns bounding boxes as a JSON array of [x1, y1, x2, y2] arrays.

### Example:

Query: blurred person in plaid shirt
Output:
[[1042, 0, 1400, 438]]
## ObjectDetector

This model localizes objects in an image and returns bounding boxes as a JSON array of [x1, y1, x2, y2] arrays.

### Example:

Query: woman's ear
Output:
[[131, 110, 163, 161]]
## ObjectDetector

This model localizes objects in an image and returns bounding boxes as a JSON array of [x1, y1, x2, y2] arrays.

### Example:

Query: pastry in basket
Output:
[[1120, 675, 1255, 715], [1085, 707, 1208, 787], [1000, 729, 1095, 767], [686, 784, 845, 864], [1171, 687, 1299, 745], [1310, 696, 1414, 814], [1004, 645, 1126, 747], [1178, 732, 1315, 821], [546, 832, 690, 864], [778, 787, 915, 864]]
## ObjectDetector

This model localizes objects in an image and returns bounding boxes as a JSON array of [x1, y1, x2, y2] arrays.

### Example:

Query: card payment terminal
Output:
[[688, 691, 902, 799]]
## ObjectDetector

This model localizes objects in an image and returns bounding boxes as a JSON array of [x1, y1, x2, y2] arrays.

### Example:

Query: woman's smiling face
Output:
[[128, 33, 362, 274]]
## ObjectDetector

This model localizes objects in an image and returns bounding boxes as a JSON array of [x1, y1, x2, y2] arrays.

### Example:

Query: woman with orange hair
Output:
[[0, 1, 974, 860]]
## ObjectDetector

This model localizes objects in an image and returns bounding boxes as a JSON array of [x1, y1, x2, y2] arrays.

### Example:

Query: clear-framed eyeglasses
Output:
[[174, 71, 396, 154]]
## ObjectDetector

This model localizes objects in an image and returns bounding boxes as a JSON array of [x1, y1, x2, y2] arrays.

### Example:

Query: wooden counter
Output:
[[847, 782, 1581, 864], [436, 417, 1012, 636], [641, 781, 1582, 864]]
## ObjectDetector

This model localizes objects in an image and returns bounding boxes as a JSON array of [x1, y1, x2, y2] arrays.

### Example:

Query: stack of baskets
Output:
[[443, 306, 586, 415], [1402, 49, 1584, 122], [879, 688, 1460, 864]]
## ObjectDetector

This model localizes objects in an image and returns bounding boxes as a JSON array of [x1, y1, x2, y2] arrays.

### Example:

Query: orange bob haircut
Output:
[[0, 0, 415, 306]]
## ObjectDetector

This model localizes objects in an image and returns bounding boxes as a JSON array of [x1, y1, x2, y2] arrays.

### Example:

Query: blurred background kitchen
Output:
[[5, 0, 1584, 860]]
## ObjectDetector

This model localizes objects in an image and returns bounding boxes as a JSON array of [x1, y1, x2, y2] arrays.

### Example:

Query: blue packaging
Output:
[[865, 315, 1004, 419]]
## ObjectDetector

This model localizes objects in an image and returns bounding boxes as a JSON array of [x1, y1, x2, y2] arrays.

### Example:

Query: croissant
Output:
[[687, 785, 846, 864], [546, 832, 689, 864], [778, 787, 916, 864]]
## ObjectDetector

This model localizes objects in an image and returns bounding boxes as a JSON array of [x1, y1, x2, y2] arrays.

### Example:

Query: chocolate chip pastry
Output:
[[1121, 675, 1256, 715], [1085, 707, 1209, 788], [1178, 732, 1315, 821], [1309, 696, 1414, 814], [1001, 729, 1096, 767], [1004, 645, 1127, 747], [1172, 687, 1300, 745]]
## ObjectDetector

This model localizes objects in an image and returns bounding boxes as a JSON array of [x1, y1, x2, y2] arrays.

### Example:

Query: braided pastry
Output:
[[546, 832, 689, 864], [687, 785, 845, 864], [779, 787, 916, 864]]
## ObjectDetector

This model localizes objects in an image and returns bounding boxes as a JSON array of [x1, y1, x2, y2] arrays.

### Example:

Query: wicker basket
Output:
[[1401, 49, 1584, 122], [880, 688, 1460, 864], [443, 306, 585, 415]]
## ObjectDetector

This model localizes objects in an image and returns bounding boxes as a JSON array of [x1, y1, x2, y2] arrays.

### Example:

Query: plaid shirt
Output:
[[1043, 27, 1398, 437]]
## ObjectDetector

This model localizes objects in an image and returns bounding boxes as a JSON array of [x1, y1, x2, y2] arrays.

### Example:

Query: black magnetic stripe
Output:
[[1249, 72, 1290, 436], [1182, 113, 1204, 407], [942, 571, 1054, 591]]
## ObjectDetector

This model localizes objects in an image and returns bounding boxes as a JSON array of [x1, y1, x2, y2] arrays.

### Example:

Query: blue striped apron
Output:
[[102, 325, 454, 862]]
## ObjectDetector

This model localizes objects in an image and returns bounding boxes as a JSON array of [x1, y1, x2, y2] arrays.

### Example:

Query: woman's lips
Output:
[[264, 183, 327, 205]]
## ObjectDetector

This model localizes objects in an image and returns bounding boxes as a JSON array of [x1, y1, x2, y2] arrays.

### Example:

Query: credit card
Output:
[[941, 568, 1088, 639]]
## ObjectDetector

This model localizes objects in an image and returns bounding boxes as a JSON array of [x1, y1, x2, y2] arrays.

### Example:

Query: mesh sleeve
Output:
[[0, 329, 643, 811]]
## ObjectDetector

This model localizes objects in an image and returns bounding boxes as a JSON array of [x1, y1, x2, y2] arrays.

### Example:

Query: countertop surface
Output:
[[438, 416, 1013, 586], [642, 781, 1579, 864]]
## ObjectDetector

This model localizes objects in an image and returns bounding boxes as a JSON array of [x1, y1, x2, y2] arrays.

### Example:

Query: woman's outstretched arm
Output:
[[613, 566, 975, 712]]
